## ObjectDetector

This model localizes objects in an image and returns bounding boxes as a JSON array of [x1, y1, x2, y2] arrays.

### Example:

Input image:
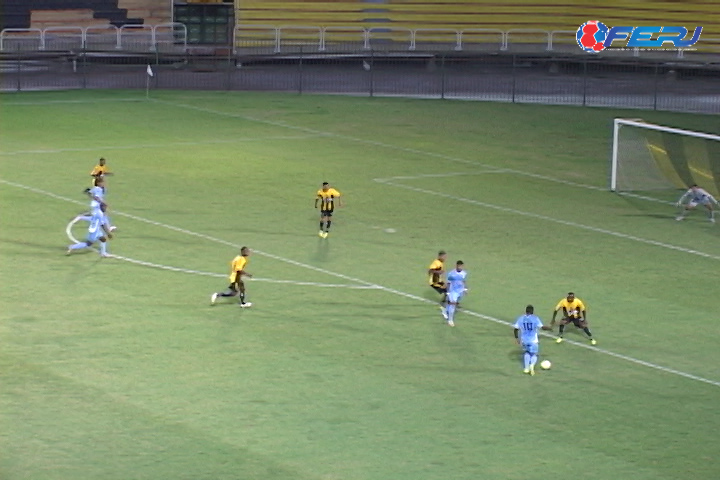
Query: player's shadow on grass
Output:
[[312, 236, 330, 262]]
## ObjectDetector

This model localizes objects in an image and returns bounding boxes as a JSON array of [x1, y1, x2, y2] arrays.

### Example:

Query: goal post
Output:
[[610, 118, 720, 197]]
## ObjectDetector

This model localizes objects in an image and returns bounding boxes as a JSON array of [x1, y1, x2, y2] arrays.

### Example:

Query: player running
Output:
[[78, 176, 116, 231], [444, 260, 467, 327], [90, 157, 113, 182], [513, 305, 552, 376], [428, 250, 448, 317], [66, 203, 113, 257], [676, 184, 719, 223], [211, 247, 253, 307]]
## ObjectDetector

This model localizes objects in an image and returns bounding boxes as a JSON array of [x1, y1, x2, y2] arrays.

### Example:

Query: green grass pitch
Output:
[[1, 90, 719, 480]]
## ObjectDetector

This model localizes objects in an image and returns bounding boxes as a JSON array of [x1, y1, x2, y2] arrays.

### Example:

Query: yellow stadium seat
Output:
[[234, 1, 719, 50]]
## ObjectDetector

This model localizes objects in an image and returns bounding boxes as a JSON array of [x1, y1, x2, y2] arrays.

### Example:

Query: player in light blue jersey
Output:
[[444, 260, 467, 327], [66, 203, 113, 257], [78, 176, 115, 231], [513, 305, 552, 375], [676, 184, 719, 223]]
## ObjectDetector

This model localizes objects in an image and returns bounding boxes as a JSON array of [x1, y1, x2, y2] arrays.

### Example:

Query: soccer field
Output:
[[1, 90, 719, 480]]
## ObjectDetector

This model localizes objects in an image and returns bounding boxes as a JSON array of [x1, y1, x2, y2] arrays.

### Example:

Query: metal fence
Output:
[[1, 49, 718, 114], [0, 23, 187, 53], [232, 25, 720, 60]]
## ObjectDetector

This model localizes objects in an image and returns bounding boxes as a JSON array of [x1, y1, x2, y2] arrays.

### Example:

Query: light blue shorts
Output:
[[522, 343, 539, 355], [87, 229, 104, 243], [447, 290, 464, 303]]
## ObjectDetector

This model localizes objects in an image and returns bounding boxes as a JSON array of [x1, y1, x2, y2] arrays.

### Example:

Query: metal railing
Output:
[[0, 23, 187, 52], [2, 23, 718, 59], [232, 24, 720, 58]]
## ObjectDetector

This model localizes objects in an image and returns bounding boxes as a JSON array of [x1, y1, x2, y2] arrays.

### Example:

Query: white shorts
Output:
[[688, 198, 712, 207]]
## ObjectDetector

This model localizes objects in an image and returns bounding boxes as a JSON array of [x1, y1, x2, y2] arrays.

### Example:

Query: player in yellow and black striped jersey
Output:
[[315, 182, 342, 238], [550, 292, 596, 345], [428, 250, 449, 314], [210, 247, 253, 307], [90, 157, 112, 184], [428, 250, 447, 295]]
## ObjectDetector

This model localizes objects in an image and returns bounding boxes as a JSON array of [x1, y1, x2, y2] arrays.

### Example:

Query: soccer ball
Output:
[[540, 360, 552, 370]]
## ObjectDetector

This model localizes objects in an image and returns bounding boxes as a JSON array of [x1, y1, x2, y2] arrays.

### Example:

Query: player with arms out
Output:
[[428, 250, 448, 318], [315, 182, 342, 238], [675, 184, 719, 224], [211, 246, 253, 307], [66, 203, 113, 257], [444, 260, 467, 327], [551, 292, 596, 345], [513, 305, 552, 375]]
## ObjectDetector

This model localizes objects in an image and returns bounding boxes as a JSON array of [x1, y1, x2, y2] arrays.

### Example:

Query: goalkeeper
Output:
[[675, 184, 719, 224]]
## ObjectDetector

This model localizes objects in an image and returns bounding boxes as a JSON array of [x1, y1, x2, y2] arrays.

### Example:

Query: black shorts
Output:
[[564, 316, 584, 327], [228, 280, 245, 292], [320, 209, 334, 217], [430, 283, 447, 294]]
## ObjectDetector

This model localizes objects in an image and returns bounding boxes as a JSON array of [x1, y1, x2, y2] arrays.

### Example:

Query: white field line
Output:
[[375, 170, 505, 181], [3, 177, 720, 388], [375, 177, 720, 261], [64, 216, 379, 291], [2, 98, 145, 106], [153, 99, 672, 205], [0, 134, 324, 156]]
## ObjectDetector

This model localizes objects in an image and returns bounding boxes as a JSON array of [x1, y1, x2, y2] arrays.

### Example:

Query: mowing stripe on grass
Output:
[[153, 99, 671, 205], [3, 177, 719, 388], [374, 170, 505, 181], [0, 134, 324, 156], [3, 98, 145, 106], [64, 216, 381, 290], [374, 177, 720, 261]]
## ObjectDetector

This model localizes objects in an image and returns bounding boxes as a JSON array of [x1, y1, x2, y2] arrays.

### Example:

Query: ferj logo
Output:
[[576, 21, 703, 52]]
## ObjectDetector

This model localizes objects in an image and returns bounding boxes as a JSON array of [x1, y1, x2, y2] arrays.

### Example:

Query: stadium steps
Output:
[[30, 9, 111, 30], [117, 0, 172, 26], [236, 0, 720, 37]]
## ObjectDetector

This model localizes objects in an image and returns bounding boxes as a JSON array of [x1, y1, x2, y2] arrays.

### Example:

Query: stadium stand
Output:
[[118, 0, 171, 26], [1, 0, 171, 31], [236, 0, 719, 40], [30, 9, 110, 30]]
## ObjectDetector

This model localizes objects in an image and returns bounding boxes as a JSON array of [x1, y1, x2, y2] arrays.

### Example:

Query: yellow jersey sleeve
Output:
[[91, 165, 106, 176], [555, 299, 567, 311], [329, 188, 341, 197]]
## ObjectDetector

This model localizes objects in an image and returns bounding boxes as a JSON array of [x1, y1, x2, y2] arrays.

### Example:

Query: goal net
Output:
[[610, 119, 720, 198]]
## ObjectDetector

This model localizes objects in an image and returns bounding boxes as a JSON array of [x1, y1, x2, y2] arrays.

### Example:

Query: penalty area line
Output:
[[3, 178, 718, 389], [374, 178, 720, 262]]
